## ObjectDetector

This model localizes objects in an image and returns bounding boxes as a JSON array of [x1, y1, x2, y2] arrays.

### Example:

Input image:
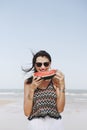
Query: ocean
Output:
[[0, 89, 23, 97], [66, 89, 87, 101], [0, 88, 87, 101]]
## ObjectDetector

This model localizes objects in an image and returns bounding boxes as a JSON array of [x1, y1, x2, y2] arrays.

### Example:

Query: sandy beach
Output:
[[0, 97, 28, 130], [0, 93, 87, 130]]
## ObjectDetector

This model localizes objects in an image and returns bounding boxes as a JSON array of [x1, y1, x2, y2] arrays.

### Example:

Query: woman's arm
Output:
[[53, 70, 65, 113], [24, 80, 35, 117], [56, 86, 65, 113]]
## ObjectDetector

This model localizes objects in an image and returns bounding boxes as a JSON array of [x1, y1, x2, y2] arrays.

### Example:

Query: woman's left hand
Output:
[[52, 70, 65, 90]]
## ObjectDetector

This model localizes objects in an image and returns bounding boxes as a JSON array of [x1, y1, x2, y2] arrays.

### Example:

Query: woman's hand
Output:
[[52, 70, 65, 90], [30, 76, 43, 90]]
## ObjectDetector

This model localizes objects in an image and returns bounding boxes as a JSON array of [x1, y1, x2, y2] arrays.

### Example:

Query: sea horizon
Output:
[[0, 88, 87, 102]]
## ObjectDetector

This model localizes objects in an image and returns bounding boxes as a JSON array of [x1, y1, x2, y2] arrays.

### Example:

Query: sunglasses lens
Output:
[[36, 62, 50, 67], [44, 62, 49, 67], [36, 63, 42, 67]]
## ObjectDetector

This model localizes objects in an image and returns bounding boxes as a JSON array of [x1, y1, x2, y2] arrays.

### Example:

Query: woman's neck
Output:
[[38, 79, 51, 89]]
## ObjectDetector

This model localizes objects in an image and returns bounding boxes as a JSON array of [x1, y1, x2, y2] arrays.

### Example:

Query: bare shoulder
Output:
[[24, 79, 31, 90]]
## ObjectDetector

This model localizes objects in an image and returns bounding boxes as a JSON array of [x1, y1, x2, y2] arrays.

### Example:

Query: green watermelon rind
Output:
[[41, 74, 56, 80]]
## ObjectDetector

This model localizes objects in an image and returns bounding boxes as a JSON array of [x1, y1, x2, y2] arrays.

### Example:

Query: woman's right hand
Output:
[[30, 76, 43, 91]]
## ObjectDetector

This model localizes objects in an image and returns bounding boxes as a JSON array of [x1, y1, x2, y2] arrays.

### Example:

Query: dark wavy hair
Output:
[[22, 50, 52, 83]]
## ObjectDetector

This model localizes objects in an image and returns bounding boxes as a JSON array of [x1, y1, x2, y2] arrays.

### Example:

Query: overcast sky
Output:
[[0, 0, 87, 90]]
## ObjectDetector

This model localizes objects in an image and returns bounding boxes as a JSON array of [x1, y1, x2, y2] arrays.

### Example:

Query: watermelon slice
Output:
[[34, 69, 56, 80]]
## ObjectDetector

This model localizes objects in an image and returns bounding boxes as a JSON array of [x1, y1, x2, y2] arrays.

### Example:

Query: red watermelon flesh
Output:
[[34, 69, 56, 80]]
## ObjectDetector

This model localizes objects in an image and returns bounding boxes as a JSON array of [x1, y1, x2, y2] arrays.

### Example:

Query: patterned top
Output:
[[28, 81, 61, 120]]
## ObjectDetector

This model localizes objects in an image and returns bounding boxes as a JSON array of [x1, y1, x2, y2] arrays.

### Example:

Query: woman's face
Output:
[[35, 56, 51, 72]]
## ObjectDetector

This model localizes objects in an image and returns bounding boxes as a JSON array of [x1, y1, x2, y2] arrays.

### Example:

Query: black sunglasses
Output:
[[35, 62, 50, 67]]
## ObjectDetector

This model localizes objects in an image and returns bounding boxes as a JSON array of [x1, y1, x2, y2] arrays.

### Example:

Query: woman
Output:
[[23, 50, 65, 130]]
